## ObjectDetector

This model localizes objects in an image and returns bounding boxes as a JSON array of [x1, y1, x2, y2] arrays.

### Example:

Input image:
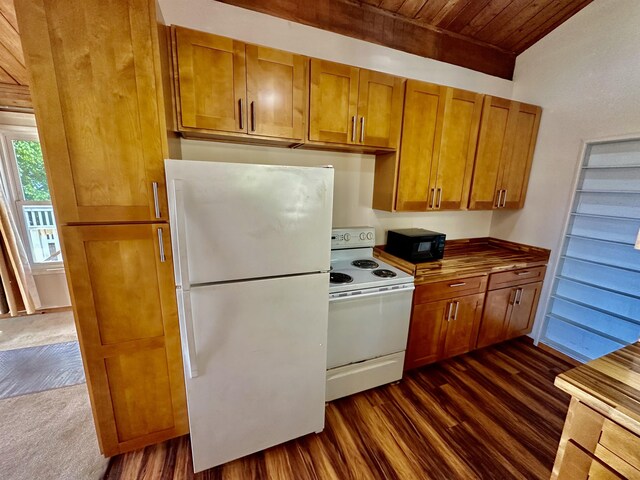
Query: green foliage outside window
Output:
[[12, 140, 51, 201]]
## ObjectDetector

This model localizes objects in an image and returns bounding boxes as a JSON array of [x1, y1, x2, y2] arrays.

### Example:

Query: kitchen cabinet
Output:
[[405, 276, 486, 370], [309, 59, 403, 148], [477, 267, 544, 349], [469, 96, 541, 210], [395, 81, 483, 211], [174, 27, 306, 142], [62, 224, 187, 455]]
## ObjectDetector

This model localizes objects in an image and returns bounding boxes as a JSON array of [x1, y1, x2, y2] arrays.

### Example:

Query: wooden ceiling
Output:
[[217, 0, 593, 79], [0, 0, 31, 108]]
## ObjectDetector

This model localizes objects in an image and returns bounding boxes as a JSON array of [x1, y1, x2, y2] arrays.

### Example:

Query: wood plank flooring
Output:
[[104, 338, 573, 479]]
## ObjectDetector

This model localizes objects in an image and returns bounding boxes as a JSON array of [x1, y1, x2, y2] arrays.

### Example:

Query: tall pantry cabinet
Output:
[[15, 0, 188, 456]]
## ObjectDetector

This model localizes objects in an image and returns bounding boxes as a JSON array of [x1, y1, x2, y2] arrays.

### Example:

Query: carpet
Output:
[[0, 384, 109, 480], [0, 310, 77, 351], [0, 341, 85, 399]]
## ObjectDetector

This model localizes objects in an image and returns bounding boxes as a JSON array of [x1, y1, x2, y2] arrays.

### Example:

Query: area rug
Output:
[[0, 383, 109, 480], [0, 341, 85, 399], [0, 310, 77, 351]]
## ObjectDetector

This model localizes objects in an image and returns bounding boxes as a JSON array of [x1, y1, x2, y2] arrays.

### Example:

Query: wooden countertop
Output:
[[374, 237, 550, 285], [555, 342, 640, 437]]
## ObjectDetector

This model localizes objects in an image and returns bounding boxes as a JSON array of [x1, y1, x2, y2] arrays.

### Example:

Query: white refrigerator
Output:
[[165, 160, 334, 473]]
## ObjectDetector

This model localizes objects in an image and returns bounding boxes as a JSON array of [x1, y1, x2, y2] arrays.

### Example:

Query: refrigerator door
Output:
[[166, 160, 333, 286], [179, 273, 328, 472]]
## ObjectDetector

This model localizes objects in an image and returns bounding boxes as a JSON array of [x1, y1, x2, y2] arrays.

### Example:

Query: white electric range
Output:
[[326, 227, 414, 401]]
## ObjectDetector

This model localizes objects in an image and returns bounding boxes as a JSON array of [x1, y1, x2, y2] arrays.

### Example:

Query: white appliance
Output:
[[165, 159, 334, 473], [327, 227, 414, 401]]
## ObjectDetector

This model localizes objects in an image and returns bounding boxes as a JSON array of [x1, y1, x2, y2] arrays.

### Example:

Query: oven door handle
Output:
[[329, 285, 415, 302]]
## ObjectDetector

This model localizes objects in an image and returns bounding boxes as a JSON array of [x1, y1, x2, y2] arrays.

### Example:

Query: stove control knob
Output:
[[344, 233, 351, 241], [359, 232, 366, 240], [366, 232, 374, 240]]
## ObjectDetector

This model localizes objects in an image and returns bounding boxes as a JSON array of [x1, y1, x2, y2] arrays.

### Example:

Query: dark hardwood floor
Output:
[[104, 338, 573, 479]]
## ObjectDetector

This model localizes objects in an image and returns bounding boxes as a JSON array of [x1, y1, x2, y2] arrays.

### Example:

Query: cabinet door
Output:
[[356, 70, 403, 148], [506, 281, 542, 339], [499, 102, 541, 209], [309, 59, 359, 144], [405, 298, 449, 370], [395, 80, 445, 211], [468, 96, 513, 210], [434, 88, 483, 210], [477, 287, 515, 348], [18, 0, 170, 223], [442, 293, 485, 359], [246, 45, 306, 140], [62, 224, 188, 455], [175, 27, 246, 133]]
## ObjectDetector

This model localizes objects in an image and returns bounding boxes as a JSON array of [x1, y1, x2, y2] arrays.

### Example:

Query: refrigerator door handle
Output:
[[170, 179, 192, 290], [178, 289, 199, 378]]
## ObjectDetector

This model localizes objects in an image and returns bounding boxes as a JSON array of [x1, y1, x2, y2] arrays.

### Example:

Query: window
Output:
[[542, 139, 640, 361], [0, 130, 62, 268]]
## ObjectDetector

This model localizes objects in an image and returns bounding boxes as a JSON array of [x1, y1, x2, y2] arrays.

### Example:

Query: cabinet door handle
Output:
[[351, 115, 357, 142], [238, 98, 244, 129], [250, 101, 256, 132], [446, 301, 454, 321], [429, 188, 436, 209], [360, 116, 365, 143], [515, 288, 523, 305], [453, 301, 460, 320], [152, 181, 161, 219], [449, 282, 466, 287], [501, 189, 508, 208], [436, 188, 443, 209], [495, 189, 504, 208], [157, 227, 166, 262]]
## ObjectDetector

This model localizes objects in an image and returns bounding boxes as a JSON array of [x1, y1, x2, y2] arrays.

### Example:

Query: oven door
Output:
[[327, 286, 414, 369]]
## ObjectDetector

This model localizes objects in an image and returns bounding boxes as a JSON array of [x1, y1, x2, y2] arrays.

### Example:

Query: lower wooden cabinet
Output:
[[405, 292, 484, 370], [62, 224, 188, 455], [477, 281, 542, 349]]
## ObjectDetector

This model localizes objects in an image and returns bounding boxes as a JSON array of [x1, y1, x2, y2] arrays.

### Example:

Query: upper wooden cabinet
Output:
[[173, 27, 306, 142], [18, 0, 170, 224], [395, 81, 483, 211], [469, 96, 542, 210], [309, 59, 403, 149]]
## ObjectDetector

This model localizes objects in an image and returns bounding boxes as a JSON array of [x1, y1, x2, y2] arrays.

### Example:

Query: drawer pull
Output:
[[515, 271, 531, 276], [449, 282, 466, 287]]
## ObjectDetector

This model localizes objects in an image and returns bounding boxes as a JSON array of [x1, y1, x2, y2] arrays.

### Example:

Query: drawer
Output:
[[488, 266, 546, 290], [599, 419, 640, 471], [414, 275, 487, 303]]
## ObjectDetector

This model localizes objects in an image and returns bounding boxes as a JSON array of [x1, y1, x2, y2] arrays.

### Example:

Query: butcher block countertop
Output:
[[374, 237, 550, 285], [555, 342, 640, 437]]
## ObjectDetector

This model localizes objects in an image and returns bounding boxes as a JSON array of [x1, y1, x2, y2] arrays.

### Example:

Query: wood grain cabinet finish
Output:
[[17, 0, 170, 224], [406, 289, 484, 370], [174, 27, 306, 141], [62, 224, 188, 456], [395, 80, 483, 212], [309, 59, 403, 148], [469, 96, 542, 210]]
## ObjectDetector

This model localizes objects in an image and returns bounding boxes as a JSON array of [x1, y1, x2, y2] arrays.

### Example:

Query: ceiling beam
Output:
[[215, 0, 516, 79]]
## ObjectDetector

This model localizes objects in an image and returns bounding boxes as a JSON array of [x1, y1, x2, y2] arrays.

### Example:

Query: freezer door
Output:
[[166, 160, 333, 286], [179, 273, 328, 472]]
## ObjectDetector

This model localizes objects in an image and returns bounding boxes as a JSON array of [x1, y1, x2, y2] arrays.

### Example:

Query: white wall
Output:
[[489, 0, 640, 341], [160, 0, 514, 242]]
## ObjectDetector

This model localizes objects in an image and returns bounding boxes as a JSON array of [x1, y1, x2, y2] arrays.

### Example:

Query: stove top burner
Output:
[[330, 272, 353, 284], [351, 259, 379, 269], [372, 269, 397, 278]]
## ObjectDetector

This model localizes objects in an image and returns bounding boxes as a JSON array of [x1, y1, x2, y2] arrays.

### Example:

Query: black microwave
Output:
[[385, 229, 446, 263]]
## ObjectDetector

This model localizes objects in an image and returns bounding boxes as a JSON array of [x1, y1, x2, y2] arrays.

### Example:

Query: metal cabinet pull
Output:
[[360, 116, 365, 143], [449, 282, 466, 287], [446, 301, 454, 321], [501, 189, 508, 208], [351, 116, 357, 142], [429, 188, 436, 209], [250, 101, 256, 132], [495, 189, 504, 208], [453, 301, 460, 321], [157, 228, 166, 262], [152, 181, 161, 219], [515, 288, 523, 305], [436, 188, 443, 209], [515, 271, 530, 276], [238, 98, 244, 129]]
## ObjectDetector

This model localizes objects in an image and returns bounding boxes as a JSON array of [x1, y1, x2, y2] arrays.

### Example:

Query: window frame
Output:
[[0, 127, 63, 272]]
